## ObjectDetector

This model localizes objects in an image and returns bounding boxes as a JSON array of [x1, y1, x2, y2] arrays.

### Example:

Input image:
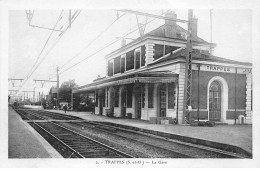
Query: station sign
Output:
[[237, 68, 252, 74], [204, 65, 233, 72], [192, 64, 252, 74]]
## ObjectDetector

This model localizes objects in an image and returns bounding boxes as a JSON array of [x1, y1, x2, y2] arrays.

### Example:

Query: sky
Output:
[[8, 9, 252, 98]]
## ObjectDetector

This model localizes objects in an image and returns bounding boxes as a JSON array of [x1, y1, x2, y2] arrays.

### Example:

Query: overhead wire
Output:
[[11, 11, 63, 79], [21, 10, 80, 82], [24, 11, 64, 81], [59, 12, 126, 70], [46, 10, 82, 79], [56, 10, 169, 77], [16, 10, 69, 94], [20, 10, 81, 91]]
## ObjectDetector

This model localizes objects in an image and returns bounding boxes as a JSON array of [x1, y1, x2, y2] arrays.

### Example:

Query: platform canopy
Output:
[[73, 70, 178, 93]]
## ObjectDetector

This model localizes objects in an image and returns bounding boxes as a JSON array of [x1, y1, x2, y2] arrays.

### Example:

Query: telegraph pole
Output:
[[57, 66, 60, 107]]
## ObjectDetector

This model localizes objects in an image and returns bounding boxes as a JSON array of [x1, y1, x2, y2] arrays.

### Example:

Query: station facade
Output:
[[72, 12, 252, 124]]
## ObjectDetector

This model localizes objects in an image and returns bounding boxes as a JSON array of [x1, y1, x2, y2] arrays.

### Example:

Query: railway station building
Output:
[[72, 11, 252, 124]]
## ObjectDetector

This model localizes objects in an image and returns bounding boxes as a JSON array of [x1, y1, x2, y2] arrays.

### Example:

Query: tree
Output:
[[59, 79, 78, 104]]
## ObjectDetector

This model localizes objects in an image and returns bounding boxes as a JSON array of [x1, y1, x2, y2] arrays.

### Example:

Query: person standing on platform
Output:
[[63, 104, 68, 113]]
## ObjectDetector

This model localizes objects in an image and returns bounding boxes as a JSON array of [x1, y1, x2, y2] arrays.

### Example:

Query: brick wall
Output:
[[191, 71, 247, 110]]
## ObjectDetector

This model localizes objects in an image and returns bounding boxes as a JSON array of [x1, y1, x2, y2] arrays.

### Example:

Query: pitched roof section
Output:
[[146, 24, 209, 44], [105, 22, 214, 59], [149, 48, 252, 66]]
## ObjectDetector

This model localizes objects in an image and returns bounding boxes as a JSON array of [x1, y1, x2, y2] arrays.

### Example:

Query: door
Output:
[[160, 84, 167, 117], [209, 81, 221, 121], [121, 88, 126, 117], [135, 85, 142, 119], [99, 95, 103, 115]]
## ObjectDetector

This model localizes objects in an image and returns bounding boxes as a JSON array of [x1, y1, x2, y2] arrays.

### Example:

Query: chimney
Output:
[[191, 16, 198, 37], [164, 11, 177, 38], [121, 39, 126, 47]]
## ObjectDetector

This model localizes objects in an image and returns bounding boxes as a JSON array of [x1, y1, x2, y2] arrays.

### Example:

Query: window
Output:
[[126, 86, 133, 108], [209, 81, 221, 121], [165, 45, 179, 55], [135, 50, 141, 69], [148, 84, 154, 108], [168, 83, 175, 109], [126, 50, 134, 70], [154, 44, 164, 60], [209, 81, 221, 110], [114, 56, 120, 74], [107, 60, 113, 76], [120, 55, 125, 73], [141, 46, 146, 66], [154, 44, 179, 60]]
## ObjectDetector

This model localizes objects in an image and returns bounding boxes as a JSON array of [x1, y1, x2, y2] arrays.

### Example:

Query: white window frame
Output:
[[120, 54, 126, 73], [108, 59, 114, 76], [125, 52, 135, 73], [134, 48, 141, 69], [113, 57, 121, 76]]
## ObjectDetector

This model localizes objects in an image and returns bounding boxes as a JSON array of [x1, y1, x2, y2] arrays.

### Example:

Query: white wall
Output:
[[126, 108, 134, 118], [94, 107, 99, 114], [113, 107, 121, 117]]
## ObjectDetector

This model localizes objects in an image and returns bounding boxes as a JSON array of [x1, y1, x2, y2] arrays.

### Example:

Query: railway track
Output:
[[15, 108, 83, 121], [15, 109, 44, 120], [61, 121, 246, 158], [15, 109, 133, 158], [14, 108, 249, 158]]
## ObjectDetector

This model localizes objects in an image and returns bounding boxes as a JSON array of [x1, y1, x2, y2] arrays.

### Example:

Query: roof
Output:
[[73, 70, 178, 93], [105, 23, 215, 59], [149, 48, 252, 67], [146, 24, 209, 43]]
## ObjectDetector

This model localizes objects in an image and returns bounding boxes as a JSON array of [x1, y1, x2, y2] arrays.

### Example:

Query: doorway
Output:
[[135, 84, 144, 119], [99, 91, 105, 115], [160, 83, 167, 117], [209, 81, 221, 121], [121, 87, 126, 118]]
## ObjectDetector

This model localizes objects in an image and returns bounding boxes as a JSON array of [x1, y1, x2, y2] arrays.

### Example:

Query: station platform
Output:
[[8, 108, 62, 158], [47, 109, 252, 156]]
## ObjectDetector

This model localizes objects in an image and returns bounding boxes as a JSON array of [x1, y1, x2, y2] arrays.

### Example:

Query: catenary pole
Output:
[[57, 66, 60, 107], [176, 78, 179, 124], [234, 67, 237, 124], [197, 64, 201, 122], [183, 9, 193, 124]]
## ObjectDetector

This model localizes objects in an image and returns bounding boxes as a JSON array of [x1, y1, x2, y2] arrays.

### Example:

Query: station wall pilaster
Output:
[[175, 63, 186, 124], [145, 41, 155, 65], [245, 73, 252, 124]]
